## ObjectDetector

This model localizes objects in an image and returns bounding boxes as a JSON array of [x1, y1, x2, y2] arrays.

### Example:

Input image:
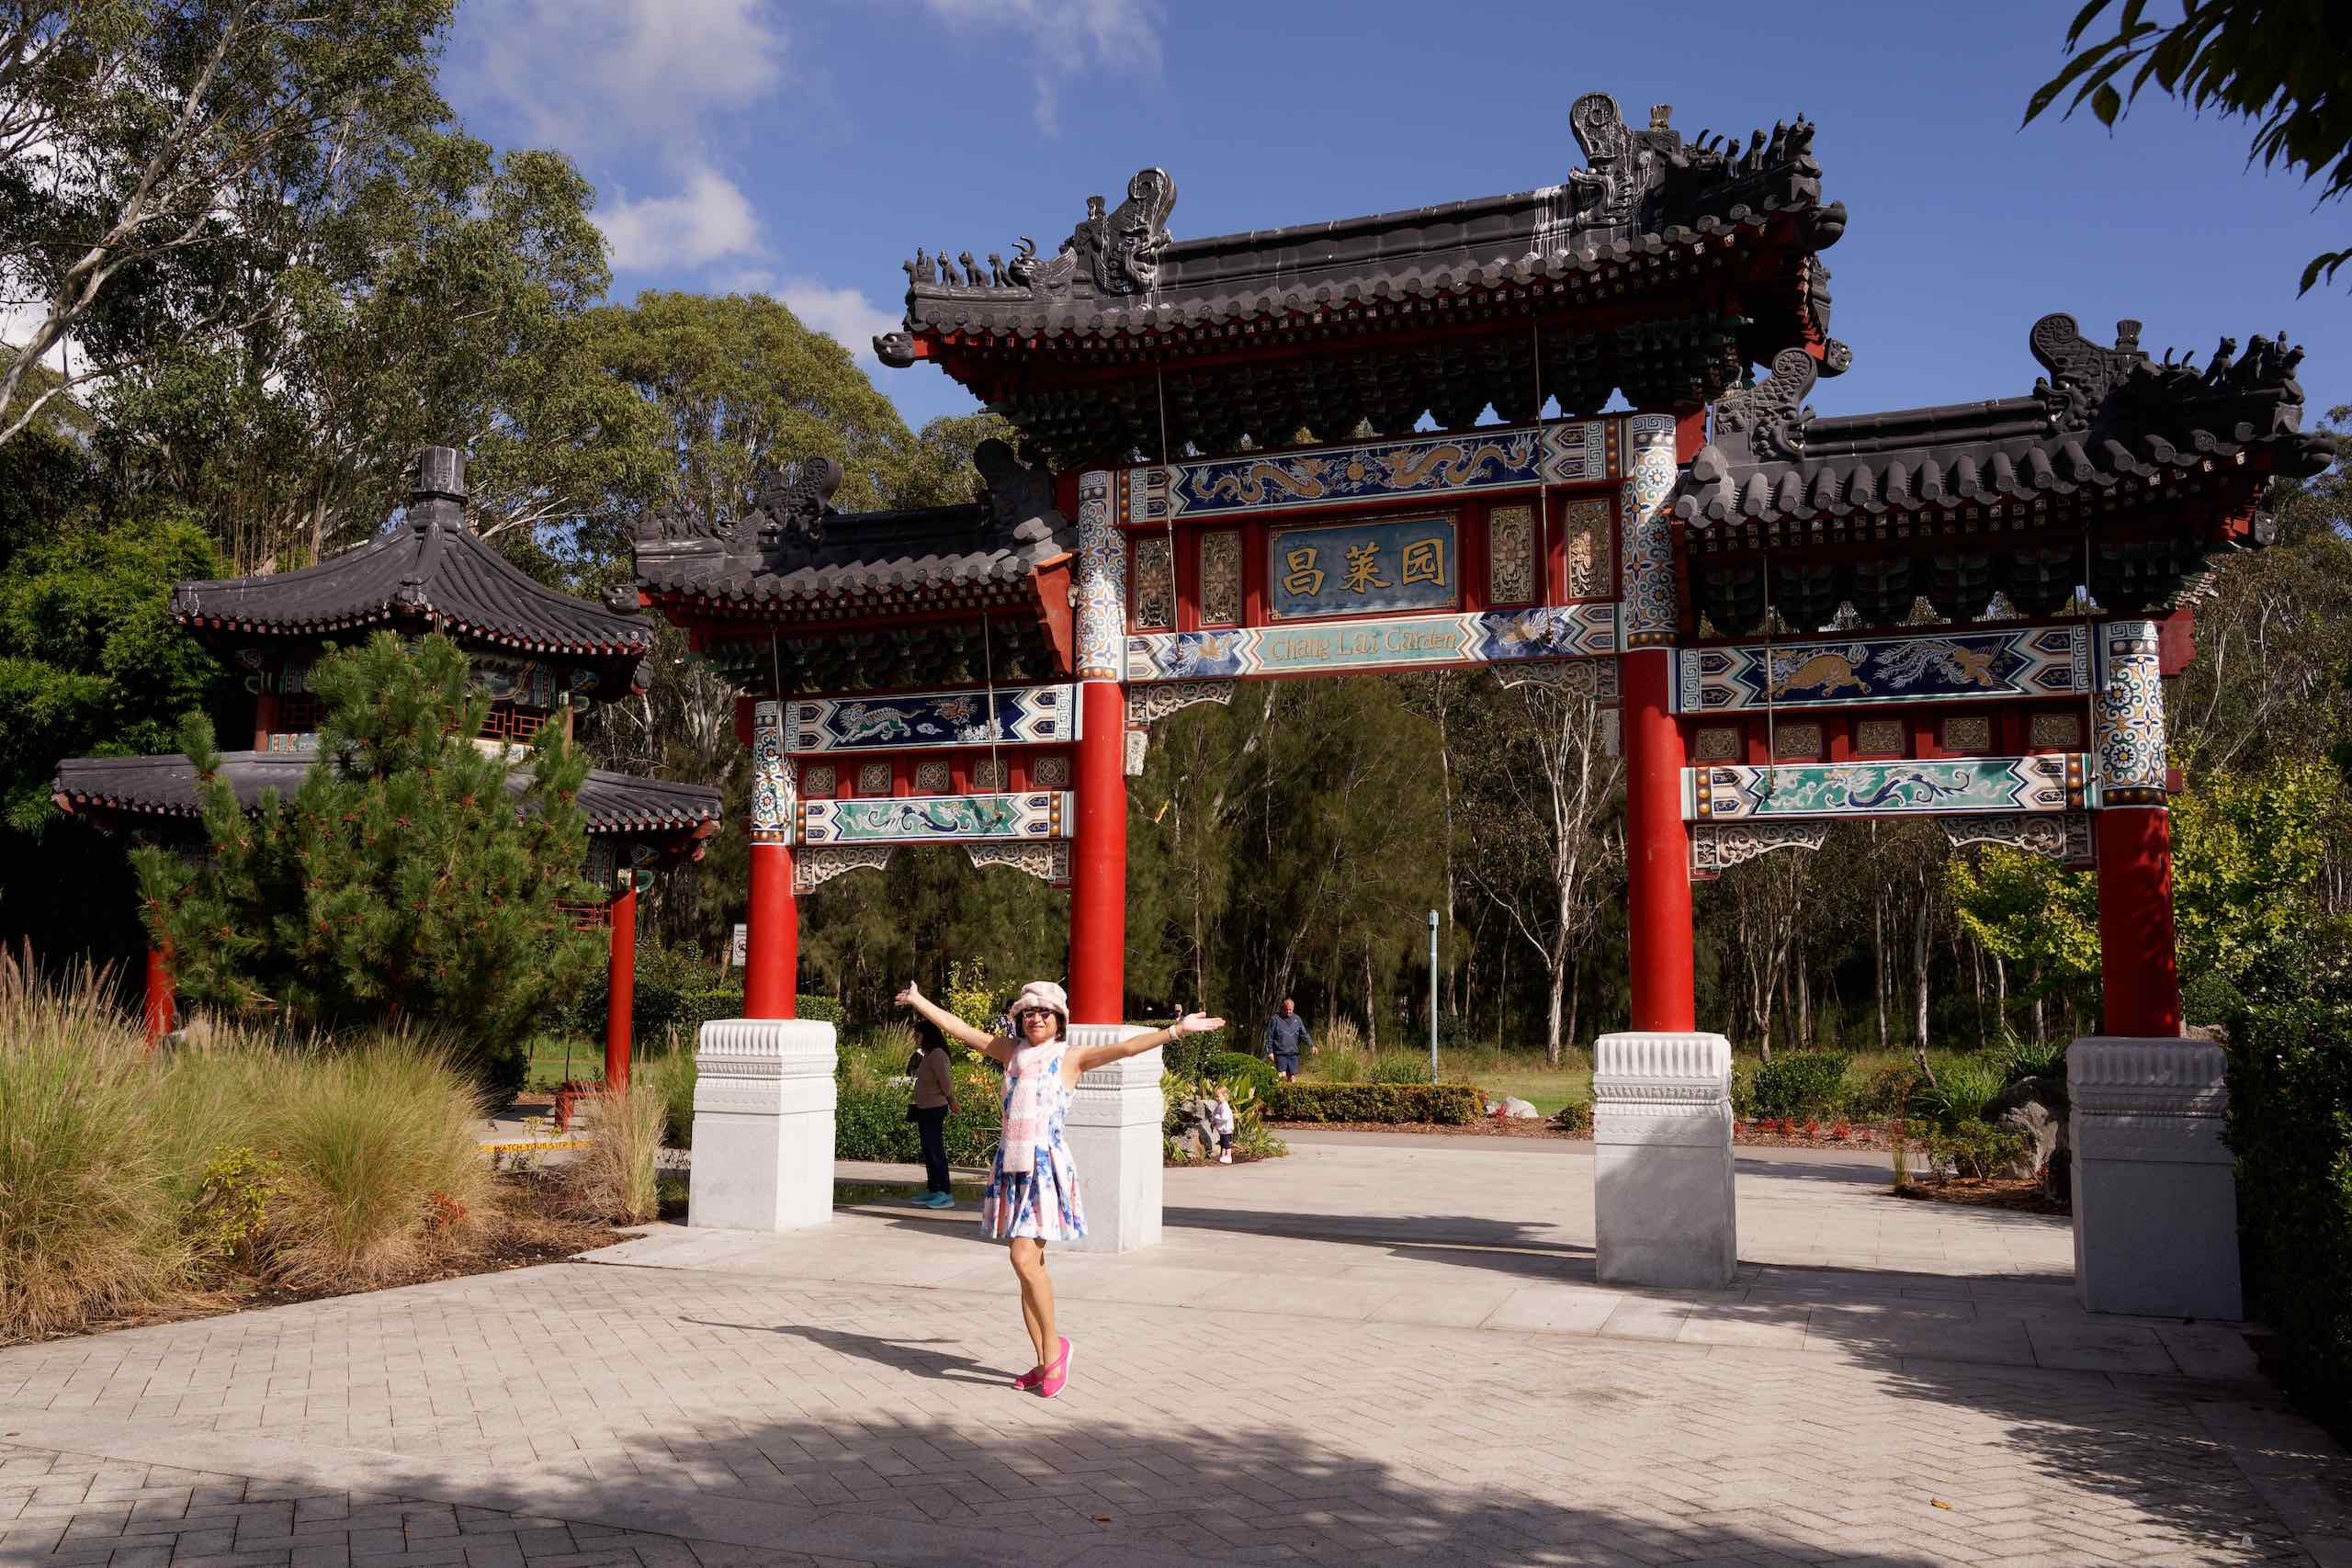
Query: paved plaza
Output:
[[2, 1133, 2347, 1567]]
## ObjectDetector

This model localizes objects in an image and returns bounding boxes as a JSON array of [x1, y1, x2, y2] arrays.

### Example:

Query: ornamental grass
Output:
[[567, 1076, 667, 1224], [0, 953, 194, 1340], [254, 1036, 490, 1292], [0, 957, 499, 1339]]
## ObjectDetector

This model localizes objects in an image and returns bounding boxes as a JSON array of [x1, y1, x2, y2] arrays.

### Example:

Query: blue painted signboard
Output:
[[1267, 515, 1456, 620]]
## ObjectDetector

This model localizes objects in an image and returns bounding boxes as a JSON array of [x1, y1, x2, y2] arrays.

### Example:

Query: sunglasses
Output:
[[1015, 1007, 1059, 1021]]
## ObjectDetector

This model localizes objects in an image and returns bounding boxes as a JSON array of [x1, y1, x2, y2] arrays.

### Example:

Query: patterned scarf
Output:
[[1000, 1043, 1057, 1174]]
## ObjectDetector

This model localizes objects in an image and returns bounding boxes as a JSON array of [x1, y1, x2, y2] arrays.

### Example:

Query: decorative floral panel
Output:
[[913, 761, 952, 794], [1694, 726, 1742, 761], [1942, 716, 1993, 753], [854, 761, 893, 795], [1199, 532, 1241, 625], [1131, 535, 1174, 629], [1562, 497, 1609, 599], [1855, 718, 1906, 755], [1031, 754, 1070, 787], [802, 764, 837, 796], [1488, 504, 1536, 605], [1771, 721, 1823, 760], [969, 758, 1007, 790], [2030, 712, 2084, 750]]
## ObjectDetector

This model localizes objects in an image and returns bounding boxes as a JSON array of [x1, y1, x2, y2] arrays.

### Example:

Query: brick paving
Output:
[[0, 1138, 2346, 1567]]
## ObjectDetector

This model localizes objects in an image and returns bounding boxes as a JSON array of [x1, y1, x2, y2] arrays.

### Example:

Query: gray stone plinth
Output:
[[688, 1018, 837, 1232], [1593, 1031, 1736, 1289], [2069, 1035, 2242, 1319], [1064, 1025, 1162, 1254]]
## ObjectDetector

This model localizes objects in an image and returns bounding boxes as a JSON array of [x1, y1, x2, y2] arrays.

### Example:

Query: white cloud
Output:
[[594, 165, 763, 271], [455, 0, 787, 153], [920, 0, 1161, 134], [777, 281, 903, 369]]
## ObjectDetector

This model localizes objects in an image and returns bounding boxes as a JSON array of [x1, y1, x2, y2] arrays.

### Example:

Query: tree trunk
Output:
[[1544, 938, 1566, 1066], [1563, 963, 1581, 1055], [1871, 897, 1891, 1053], [1363, 943, 1377, 1050]]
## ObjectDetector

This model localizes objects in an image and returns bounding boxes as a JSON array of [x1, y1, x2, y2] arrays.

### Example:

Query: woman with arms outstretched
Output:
[[896, 977, 1222, 1399]]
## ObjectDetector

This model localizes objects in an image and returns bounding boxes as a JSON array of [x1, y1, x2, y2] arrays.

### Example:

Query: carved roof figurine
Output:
[[1670, 313, 2337, 634], [874, 92, 1843, 462], [171, 447, 653, 700]]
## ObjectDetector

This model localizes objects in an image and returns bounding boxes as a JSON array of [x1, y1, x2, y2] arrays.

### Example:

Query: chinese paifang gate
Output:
[[52, 449, 722, 1089], [638, 90, 2331, 1301]]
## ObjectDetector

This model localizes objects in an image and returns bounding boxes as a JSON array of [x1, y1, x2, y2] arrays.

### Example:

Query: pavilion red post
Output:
[[1617, 412, 1701, 1032], [605, 875, 638, 1089], [1070, 681, 1127, 1021], [142, 944, 175, 1046], [251, 690, 279, 751], [2095, 807, 2181, 1037], [1622, 649, 1695, 1032], [741, 698, 798, 1021], [1068, 469, 1127, 1022]]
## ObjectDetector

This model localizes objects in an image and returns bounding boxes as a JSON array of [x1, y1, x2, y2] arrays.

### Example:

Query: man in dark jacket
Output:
[[1265, 998, 1313, 1082]]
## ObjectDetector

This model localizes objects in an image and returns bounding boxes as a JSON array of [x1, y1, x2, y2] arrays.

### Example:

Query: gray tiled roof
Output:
[[52, 750, 720, 840], [172, 450, 653, 698], [632, 442, 1071, 619]]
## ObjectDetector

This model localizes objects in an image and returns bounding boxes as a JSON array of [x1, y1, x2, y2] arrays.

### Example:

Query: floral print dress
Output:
[[982, 1041, 1086, 1243]]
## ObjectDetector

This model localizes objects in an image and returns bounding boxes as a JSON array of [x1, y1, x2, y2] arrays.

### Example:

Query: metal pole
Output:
[[1427, 909, 1441, 1084]]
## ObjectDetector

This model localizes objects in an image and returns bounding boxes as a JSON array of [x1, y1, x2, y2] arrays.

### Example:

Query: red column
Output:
[[1069, 679, 1126, 1021], [1623, 649, 1695, 1032], [2095, 807, 2181, 1037], [605, 878, 638, 1087], [142, 945, 175, 1045], [743, 842, 797, 1020], [252, 691, 280, 752]]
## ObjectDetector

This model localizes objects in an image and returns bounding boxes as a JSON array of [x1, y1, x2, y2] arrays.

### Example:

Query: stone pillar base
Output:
[[2069, 1036, 2242, 1319], [688, 1019, 837, 1233], [1593, 1032, 1736, 1289], [1064, 1024, 1161, 1254]]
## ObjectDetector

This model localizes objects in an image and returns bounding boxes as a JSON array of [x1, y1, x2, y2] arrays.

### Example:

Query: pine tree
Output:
[[135, 633, 599, 1086]]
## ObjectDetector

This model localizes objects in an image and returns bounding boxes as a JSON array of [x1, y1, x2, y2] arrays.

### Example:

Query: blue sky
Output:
[[445, 0, 2350, 437]]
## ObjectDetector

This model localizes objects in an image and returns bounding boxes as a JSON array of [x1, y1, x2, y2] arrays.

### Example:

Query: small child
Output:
[[1212, 1084, 1237, 1164]]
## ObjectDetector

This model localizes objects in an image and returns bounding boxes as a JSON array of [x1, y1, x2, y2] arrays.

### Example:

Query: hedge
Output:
[[2227, 987, 2352, 1430], [1203, 1051, 1277, 1098], [835, 1061, 1003, 1165], [1265, 1081, 1482, 1125]]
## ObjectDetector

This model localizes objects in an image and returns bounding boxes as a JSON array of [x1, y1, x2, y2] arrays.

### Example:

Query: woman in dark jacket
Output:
[[909, 1018, 958, 1208]]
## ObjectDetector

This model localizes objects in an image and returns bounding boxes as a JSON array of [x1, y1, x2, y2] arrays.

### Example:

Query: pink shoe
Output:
[[1013, 1337, 1067, 1391], [1036, 1339, 1073, 1399]]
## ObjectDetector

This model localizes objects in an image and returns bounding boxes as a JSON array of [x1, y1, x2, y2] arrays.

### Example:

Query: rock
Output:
[[1996, 1100, 2059, 1180], [1987, 1072, 2068, 1124], [1498, 1096, 1540, 1120]]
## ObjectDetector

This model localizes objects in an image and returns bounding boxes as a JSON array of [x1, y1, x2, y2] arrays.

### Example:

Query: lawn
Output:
[[1295, 1044, 1595, 1116]]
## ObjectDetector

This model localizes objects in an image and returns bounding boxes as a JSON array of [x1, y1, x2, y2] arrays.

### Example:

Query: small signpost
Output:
[[1427, 909, 1440, 1085]]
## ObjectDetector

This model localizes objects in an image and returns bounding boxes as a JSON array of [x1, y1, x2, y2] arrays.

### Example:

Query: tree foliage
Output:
[[2024, 1, 2352, 290], [133, 633, 599, 1081]]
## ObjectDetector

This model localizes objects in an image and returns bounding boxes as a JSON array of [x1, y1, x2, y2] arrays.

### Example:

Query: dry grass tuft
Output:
[[566, 1076, 667, 1224]]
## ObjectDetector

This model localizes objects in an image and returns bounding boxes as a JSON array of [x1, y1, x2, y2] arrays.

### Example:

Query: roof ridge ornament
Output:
[[973, 437, 1057, 529], [1567, 92, 1820, 241], [1712, 346, 1819, 462], [750, 456, 845, 553], [2030, 313, 2148, 430]]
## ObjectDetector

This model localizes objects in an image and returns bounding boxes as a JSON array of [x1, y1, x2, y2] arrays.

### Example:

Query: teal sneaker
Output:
[[925, 1190, 956, 1209]]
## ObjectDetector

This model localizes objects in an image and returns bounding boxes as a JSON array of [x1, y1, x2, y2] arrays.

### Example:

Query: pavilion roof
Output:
[[631, 440, 1075, 694], [1668, 315, 2336, 634], [878, 93, 1846, 461], [52, 750, 720, 843], [172, 449, 653, 700]]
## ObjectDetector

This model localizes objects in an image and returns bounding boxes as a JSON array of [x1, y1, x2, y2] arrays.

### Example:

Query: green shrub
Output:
[[2226, 944, 2352, 1429], [1265, 1081, 1482, 1125], [1847, 1062, 1925, 1120], [1748, 1051, 1850, 1120], [1204, 1051, 1276, 1098], [1991, 1032, 2066, 1085], [2183, 969, 2248, 1028], [1550, 1100, 1593, 1134], [186, 1147, 284, 1265], [1909, 1053, 2007, 1128], [1371, 1050, 1430, 1085], [1926, 1121, 2030, 1179], [834, 1062, 1001, 1164]]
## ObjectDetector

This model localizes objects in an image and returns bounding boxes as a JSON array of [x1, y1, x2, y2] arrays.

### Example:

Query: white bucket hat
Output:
[[1011, 980, 1069, 1025]]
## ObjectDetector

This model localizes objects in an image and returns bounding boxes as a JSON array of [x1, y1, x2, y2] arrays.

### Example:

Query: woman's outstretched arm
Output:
[[897, 982, 1014, 1063], [1069, 1013, 1226, 1077]]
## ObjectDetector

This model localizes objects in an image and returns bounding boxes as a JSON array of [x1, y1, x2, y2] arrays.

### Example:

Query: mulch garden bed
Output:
[[1269, 1117, 1571, 1138], [1895, 1177, 2068, 1214], [15, 1176, 632, 1347]]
